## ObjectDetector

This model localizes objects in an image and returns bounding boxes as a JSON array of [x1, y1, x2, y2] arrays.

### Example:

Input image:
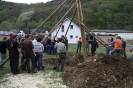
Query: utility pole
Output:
[[76, 0, 88, 60]]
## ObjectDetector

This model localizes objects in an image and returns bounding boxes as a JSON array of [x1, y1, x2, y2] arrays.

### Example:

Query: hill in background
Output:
[[0, 0, 133, 31]]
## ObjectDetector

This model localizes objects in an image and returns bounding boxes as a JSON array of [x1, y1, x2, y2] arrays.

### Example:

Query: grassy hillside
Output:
[[0, 0, 133, 31]]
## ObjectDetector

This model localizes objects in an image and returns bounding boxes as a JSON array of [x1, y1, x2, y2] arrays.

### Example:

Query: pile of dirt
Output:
[[43, 54, 133, 87], [63, 54, 133, 88], [43, 58, 57, 66], [43, 54, 84, 67]]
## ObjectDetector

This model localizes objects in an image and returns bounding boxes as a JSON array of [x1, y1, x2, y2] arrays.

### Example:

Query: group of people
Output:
[[44, 36, 68, 55], [0, 33, 68, 74], [75, 35, 133, 59], [106, 36, 127, 57], [76, 37, 99, 56], [1, 33, 133, 74]]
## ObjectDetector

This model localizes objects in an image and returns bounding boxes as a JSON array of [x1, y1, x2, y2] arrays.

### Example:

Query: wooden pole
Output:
[[77, 21, 109, 49], [65, 8, 77, 37], [54, 19, 65, 39], [18, 60, 26, 70], [86, 30, 109, 49], [55, 2, 76, 39], [41, 0, 77, 43], [76, 0, 88, 60], [0, 58, 9, 67], [30, 0, 67, 36]]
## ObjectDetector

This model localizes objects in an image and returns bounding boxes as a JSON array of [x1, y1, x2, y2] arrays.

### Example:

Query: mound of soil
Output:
[[63, 54, 133, 88], [43, 54, 133, 87], [43, 54, 84, 67]]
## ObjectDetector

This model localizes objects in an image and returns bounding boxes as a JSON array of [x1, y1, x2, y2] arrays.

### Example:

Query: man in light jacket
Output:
[[54, 38, 66, 72]]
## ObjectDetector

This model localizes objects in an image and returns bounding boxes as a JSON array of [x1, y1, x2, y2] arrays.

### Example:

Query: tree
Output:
[[16, 10, 34, 28], [0, 21, 13, 30]]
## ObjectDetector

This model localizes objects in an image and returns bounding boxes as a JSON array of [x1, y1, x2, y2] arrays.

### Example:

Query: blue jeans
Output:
[[110, 49, 121, 55], [132, 55, 133, 60], [47, 45, 51, 54], [1, 53, 6, 64], [35, 52, 43, 70], [106, 48, 110, 55]]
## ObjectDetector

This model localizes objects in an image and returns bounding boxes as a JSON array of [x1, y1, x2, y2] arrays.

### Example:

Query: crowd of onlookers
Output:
[[0, 33, 68, 74], [0, 33, 133, 74], [76, 35, 133, 59]]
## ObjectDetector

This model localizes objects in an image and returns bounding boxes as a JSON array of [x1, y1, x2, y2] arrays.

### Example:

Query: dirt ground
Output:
[[43, 54, 133, 88]]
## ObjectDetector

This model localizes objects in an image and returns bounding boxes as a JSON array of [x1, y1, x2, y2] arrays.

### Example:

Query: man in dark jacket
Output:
[[122, 38, 127, 57], [11, 35, 22, 74], [0, 37, 7, 66], [91, 38, 99, 56], [6, 32, 14, 72], [46, 37, 52, 54]]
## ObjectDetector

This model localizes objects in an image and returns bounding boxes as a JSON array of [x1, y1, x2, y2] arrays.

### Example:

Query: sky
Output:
[[2, 0, 51, 4]]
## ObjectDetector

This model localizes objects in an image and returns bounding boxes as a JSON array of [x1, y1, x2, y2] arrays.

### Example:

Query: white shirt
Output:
[[33, 42, 44, 52]]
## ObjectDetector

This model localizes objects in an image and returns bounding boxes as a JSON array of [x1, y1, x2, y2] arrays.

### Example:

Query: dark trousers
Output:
[[21, 51, 27, 69], [121, 48, 127, 57], [47, 45, 51, 54], [25, 51, 35, 72], [12, 54, 19, 74], [76, 45, 81, 53], [56, 53, 66, 71], [35, 52, 43, 70], [106, 48, 110, 55], [9, 51, 13, 73], [91, 50, 96, 56]]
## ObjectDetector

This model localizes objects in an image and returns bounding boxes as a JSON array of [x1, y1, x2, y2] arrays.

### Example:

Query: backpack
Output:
[[23, 40, 31, 51], [23, 40, 32, 58]]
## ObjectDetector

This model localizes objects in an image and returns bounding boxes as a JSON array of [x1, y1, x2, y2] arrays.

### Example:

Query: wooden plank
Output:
[[65, 8, 77, 37], [76, 0, 88, 60], [77, 20, 109, 49], [31, 0, 67, 36], [0, 58, 9, 68]]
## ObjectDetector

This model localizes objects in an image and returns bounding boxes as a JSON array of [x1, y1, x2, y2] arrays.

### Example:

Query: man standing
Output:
[[0, 37, 7, 67], [76, 37, 82, 53], [46, 37, 52, 54], [91, 38, 99, 56], [122, 38, 127, 57], [32, 34, 38, 67], [55, 38, 66, 72], [34, 38, 44, 70], [11, 35, 22, 74], [6, 32, 14, 72], [32, 34, 38, 45], [23, 34, 36, 73]]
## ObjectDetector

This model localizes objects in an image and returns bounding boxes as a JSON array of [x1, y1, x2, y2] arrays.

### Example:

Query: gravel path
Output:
[[0, 71, 67, 88]]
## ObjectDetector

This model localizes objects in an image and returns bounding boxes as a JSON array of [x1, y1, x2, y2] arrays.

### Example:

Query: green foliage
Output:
[[0, 0, 133, 31], [16, 10, 34, 28], [0, 21, 13, 30]]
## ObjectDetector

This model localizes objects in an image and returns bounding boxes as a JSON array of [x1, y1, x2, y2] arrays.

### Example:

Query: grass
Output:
[[0, 44, 133, 86]]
